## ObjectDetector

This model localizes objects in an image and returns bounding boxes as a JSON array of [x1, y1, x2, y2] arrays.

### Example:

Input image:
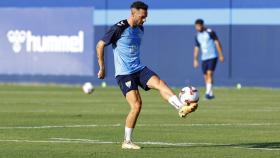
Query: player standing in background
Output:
[[96, 1, 197, 149], [193, 19, 224, 100]]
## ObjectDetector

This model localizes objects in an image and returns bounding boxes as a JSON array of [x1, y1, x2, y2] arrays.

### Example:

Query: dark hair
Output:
[[130, 1, 148, 10], [195, 19, 204, 25]]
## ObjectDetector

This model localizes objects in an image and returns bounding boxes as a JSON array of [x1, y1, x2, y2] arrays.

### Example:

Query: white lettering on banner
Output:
[[7, 30, 84, 54]]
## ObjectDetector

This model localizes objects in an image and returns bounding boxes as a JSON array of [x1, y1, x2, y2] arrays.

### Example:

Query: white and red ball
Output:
[[179, 86, 199, 105], [82, 82, 94, 94]]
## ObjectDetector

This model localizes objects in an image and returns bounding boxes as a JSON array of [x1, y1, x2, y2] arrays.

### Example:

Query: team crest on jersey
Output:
[[125, 81, 132, 88]]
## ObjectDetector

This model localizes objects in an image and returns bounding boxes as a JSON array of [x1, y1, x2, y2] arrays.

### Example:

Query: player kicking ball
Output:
[[96, 1, 197, 149], [193, 19, 224, 100]]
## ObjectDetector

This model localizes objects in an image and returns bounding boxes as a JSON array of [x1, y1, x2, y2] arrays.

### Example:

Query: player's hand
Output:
[[97, 69, 105, 79], [219, 55, 224, 62], [193, 60, 199, 68]]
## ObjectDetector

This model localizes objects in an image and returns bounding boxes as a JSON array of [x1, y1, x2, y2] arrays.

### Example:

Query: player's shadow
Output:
[[240, 142, 280, 149], [143, 142, 280, 150]]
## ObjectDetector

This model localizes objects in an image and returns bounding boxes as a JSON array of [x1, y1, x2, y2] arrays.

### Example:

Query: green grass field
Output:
[[0, 84, 279, 158]]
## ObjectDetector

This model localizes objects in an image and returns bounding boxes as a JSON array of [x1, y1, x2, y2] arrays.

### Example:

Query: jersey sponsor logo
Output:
[[129, 45, 139, 53], [7, 30, 84, 54], [206, 28, 213, 33], [125, 80, 132, 88], [197, 32, 211, 53], [117, 21, 126, 26]]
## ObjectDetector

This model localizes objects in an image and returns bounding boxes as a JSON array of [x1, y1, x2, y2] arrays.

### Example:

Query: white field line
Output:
[[138, 123, 280, 127], [51, 138, 280, 151], [233, 146, 280, 151], [0, 138, 279, 151], [139, 142, 280, 151], [0, 124, 121, 129], [50, 138, 219, 146], [0, 138, 119, 145], [0, 139, 118, 144], [0, 123, 279, 129]]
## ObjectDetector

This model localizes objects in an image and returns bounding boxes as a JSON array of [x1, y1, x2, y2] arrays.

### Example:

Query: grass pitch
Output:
[[0, 84, 279, 158]]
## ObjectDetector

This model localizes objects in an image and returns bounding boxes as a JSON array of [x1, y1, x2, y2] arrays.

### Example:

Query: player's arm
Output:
[[193, 46, 199, 68], [96, 25, 118, 79], [96, 40, 106, 79], [214, 40, 224, 62], [210, 30, 224, 62], [193, 37, 200, 68]]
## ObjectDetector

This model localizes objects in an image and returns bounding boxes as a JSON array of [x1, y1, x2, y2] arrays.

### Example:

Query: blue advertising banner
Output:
[[0, 7, 94, 76]]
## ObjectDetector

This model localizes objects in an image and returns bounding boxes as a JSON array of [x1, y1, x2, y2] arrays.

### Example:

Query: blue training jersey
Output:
[[101, 19, 145, 77], [195, 28, 219, 61]]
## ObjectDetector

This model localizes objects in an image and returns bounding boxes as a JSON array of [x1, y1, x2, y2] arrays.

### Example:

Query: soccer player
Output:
[[96, 1, 197, 149], [193, 19, 224, 100]]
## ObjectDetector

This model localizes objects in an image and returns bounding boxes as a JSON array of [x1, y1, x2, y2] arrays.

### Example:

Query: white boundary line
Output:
[[50, 138, 221, 146], [0, 124, 121, 129], [0, 123, 279, 129], [137, 123, 280, 127], [0, 138, 279, 151], [52, 138, 280, 151], [233, 146, 280, 151]]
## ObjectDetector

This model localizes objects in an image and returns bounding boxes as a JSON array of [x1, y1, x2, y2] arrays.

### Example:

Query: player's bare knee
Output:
[[159, 80, 169, 89], [131, 101, 142, 114], [159, 79, 166, 85]]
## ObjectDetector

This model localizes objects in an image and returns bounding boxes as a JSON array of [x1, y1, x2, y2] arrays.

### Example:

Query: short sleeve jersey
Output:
[[101, 19, 145, 77], [195, 28, 219, 61]]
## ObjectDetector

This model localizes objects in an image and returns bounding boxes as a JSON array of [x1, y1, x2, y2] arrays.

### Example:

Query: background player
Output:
[[96, 1, 197, 149], [193, 19, 224, 100]]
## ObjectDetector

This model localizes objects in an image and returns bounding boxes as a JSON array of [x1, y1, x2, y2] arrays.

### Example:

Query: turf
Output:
[[0, 84, 279, 158]]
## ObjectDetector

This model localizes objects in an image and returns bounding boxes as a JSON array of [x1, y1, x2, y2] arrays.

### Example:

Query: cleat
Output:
[[178, 103, 198, 117], [122, 141, 141, 150], [205, 94, 215, 100]]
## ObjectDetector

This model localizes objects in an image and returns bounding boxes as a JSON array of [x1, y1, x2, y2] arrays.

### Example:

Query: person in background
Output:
[[193, 19, 224, 99]]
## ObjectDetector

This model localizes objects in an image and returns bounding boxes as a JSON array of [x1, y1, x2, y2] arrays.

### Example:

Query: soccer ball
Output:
[[82, 82, 94, 94], [179, 86, 199, 105]]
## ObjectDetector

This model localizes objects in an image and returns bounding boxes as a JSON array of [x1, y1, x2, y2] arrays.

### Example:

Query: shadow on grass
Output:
[[142, 142, 280, 150], [243, 142, 280, 149]]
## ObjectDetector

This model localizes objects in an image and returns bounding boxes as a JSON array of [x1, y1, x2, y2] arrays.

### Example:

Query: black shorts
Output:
[[202, 57, 218, 74], [116, 67, 158, 96]]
